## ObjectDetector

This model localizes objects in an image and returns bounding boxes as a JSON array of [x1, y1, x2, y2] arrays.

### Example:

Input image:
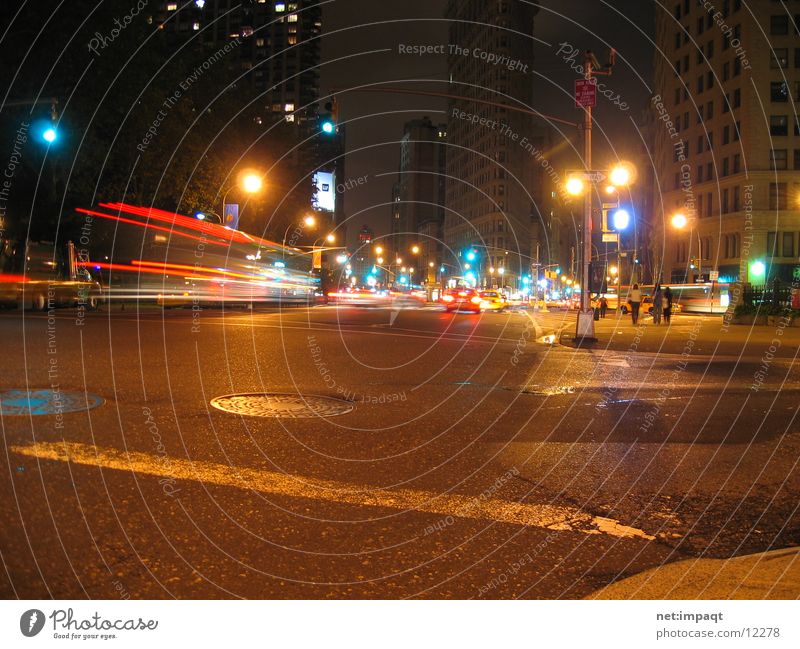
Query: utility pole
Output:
[[574, 49, 616, 341]]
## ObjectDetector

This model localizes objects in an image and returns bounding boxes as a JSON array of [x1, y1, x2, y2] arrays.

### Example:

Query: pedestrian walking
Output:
[[599, 296, 608, 318], [663, 286, 673, 324], [628, 283, 642, 325], [652, 284, 663, 325]]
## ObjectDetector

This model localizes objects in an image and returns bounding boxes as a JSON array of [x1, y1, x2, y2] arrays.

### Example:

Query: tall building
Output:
[[391, 117, 447, 285], [152, 0, 322, 129], [654, 0, 800, 286], [443, 0, 540, 289]]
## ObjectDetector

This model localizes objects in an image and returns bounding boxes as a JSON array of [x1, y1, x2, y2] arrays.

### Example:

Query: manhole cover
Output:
[[210, 393, 354, 418], [0, 389, 104, 416]]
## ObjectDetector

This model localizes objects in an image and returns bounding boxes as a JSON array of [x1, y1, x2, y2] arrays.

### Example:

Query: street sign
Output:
[[570, 170, 606, 183], [709, 270, 719, 281], [575, 79, 597, 108], [601, 233, 619, 243]]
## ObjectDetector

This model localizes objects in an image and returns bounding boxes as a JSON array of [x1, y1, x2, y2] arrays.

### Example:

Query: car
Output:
[[442, 287, 482, 313], [479, 290, 506, 311], [619, 296, 683, 315]]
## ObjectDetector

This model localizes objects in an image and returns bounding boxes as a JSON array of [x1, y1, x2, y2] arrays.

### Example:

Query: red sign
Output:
[[575, 79, 597, 108]]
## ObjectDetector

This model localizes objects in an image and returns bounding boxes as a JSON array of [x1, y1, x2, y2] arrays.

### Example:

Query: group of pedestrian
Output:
[[626, 283, 673, 325]]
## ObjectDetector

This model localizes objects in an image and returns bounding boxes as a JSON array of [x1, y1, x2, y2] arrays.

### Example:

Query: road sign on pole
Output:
[[575, 79, 597, 108]]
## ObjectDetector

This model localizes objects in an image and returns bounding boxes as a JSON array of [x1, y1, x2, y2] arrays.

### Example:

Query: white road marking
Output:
[[12, 441, 654, 540]]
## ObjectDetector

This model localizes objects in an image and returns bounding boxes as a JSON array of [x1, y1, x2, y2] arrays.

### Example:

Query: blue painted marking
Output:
[[0, 390, 104, 416]]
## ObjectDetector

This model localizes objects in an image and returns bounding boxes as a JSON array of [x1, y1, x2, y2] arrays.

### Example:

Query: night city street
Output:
[[2, 304, 799, 600], [3, 0, 800, 645]]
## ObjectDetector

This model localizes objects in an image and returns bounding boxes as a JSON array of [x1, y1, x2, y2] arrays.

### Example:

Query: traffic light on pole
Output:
[[319, 98, 338, 135]]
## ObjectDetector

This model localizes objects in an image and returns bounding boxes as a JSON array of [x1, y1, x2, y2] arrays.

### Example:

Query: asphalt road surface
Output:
[[1, 304, 798, 598]]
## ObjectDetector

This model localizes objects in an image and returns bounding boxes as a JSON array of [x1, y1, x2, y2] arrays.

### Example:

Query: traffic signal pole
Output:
[[575, 54, 597, 341]]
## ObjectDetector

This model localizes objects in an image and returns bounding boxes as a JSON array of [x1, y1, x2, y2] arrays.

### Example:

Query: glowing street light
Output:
[[609, 265, 618, 275], [671, 212, 688, 229], [375, 245, 383, 255], [303, 215, 316, 227], [325, 233, 336, 243], [242, 173, 263, 193], [377, 256, 384, 264], [609, 162, 635, 187], [565, 176, 584, 196], [411, 245, 420, 254]]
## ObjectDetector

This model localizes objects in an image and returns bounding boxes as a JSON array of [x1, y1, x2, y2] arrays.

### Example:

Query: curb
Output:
[[586, 547, 800, 599]]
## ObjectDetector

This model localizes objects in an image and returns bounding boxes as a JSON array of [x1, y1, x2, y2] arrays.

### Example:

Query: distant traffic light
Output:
[[42, 127, 57, 143], [319, 98, 338, 135]]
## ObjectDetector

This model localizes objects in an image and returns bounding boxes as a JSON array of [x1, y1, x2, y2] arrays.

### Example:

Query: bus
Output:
[[602, 282, 730, 314], [74, 202, 318, 306]]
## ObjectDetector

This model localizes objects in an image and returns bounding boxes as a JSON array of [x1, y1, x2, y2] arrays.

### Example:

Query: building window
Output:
[[770, 149, 788, 170], [167, 2, 177, 9], [722, 188, 729, 213], [707, 40, 714, 59], [768, 232, 777, 255], [723, 125, 730, 144], [771, 15, 789, 35], [287, 13, 298, 22], [733, 88, 741, 107], [771, 115, 789, 135], [734, 121, 741, 140], [706, 100, 713, 118], [733, 153, 741, 173], [723, 62, 730, 81], [697, 75, 704, 93], [772, 48, 789, 68], [723, 157, 730, 176], [733, 186, 740, 211], [706, 192, 713, 217], [771, 81, 789, 102], [796, 48, 800, 68], [769, 183, 787, 210], [794, 149, 800, 169], [698, 16, 705, 35], [697, 165, 704, 182], [783, 232, 795, 257]]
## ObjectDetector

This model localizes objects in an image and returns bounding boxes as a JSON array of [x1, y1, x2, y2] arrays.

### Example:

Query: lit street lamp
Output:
[[671, 212, 703, 282]]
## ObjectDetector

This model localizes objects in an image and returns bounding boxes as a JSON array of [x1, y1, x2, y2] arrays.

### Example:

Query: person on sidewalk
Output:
[[628, 283, 642, 325], [599, 296, 608, 318], [652, 284, 663, 325], [663, 286, 673, 324]]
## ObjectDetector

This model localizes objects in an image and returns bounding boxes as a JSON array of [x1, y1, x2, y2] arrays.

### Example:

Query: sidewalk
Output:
[[587, 547, 800, 599], [550, 311, 800, 357]]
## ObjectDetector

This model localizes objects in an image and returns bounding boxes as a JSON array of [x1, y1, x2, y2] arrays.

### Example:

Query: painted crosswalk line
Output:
[[11, 441, 654, 540]]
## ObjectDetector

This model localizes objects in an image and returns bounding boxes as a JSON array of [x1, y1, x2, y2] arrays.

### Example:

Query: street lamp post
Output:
[[671, 212, 702, 283]]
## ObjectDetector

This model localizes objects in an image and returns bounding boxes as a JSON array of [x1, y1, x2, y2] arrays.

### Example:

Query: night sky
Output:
[[320, 0, 656, 245]]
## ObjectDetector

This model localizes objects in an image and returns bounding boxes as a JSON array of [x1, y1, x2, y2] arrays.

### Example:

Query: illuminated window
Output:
[[287, 35, 297, 45], [275, 2, 286, 11], [256, 38, 265, 46], [192, 22, 200, 30], [285, 114, 295, 123], [288, 14, 298, 22], [167, 2, 177, 10], [284, 103, 294, 112]]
